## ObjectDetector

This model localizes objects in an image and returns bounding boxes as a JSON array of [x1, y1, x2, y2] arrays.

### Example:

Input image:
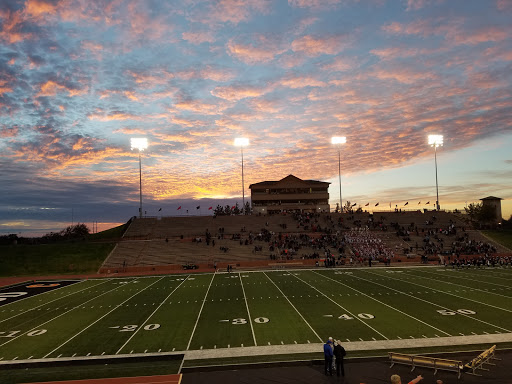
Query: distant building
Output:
[[249, 174, 330, 214], [480, 196, 503, 223]]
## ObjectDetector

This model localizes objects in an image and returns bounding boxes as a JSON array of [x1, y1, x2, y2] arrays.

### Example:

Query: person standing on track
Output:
[[323, 338, 334, 375], [333, 340, 346, 377]]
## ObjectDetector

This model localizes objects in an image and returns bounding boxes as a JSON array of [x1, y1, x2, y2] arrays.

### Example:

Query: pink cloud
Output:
[[288, 0, 341, 8], [280, 75, 327, 89], [291, 35, 349, 56], [320, 56, 355, 71], [405, 0, 444, 11], [199, 0, 271, 25], [176, 66, 235, 82], [227, 38, 284, 64], [497, 0, 512, 11], [182, 31, 216, 45], [211, 84, 271, 101]]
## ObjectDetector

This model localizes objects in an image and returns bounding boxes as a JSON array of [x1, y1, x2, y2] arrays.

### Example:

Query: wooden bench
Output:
[[389, 352, 464, 378]]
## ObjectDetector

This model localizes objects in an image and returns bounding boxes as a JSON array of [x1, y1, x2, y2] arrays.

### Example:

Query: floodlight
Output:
[[131, 137, 148, 151], [428, 135, 443, 148], [428, 135, 443, 211], [131, 138, 148, 218], [234, 137, 249, 147], [234, 138, 250, 214], [331, 136, 347, 145], [331, 136, 347, 212]]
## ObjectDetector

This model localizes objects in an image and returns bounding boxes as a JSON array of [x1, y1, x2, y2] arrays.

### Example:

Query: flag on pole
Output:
[[208, 206, 213, 210], [177, 206, 181, 210], [404, 202, 409, 206]]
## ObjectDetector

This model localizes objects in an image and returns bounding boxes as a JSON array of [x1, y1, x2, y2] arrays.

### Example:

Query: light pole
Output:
[[131, 138, 148, 218], [234, 138, 249, 214], [331, 136, 346, 212], [428, 135, 443, 211]]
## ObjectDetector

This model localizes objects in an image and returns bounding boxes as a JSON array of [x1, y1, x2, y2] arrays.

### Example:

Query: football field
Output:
[[1, 266, 511, 362]]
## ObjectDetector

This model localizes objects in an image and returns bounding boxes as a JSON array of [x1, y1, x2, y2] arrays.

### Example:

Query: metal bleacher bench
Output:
[[389, 352, 464, 379]]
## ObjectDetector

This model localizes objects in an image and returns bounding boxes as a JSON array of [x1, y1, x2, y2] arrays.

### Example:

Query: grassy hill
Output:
[[482, 229, 512, 251], [0, 222, 129, 277]]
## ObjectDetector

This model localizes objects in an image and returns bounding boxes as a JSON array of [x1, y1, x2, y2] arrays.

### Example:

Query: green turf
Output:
[[0, 242, 115, 276], [0, 360, 182, 384], [482, 230, 512, 250], [0, 267, 511, 367]]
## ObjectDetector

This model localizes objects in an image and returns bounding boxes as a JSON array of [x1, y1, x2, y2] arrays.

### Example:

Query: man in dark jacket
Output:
[[333, 340, 346, 377], [323, 339, 334, 375]]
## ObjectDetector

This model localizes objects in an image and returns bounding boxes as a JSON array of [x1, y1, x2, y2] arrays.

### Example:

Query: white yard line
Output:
[[360, 270, 512, 333], [312, 270, 451, 337], [291, 273, 389, 340], [239, 273, 257, 347], [0, 278, 137, 348], [44, 276, 165, 358], [0, 280, 111, 324], [263, 272, 323, 342], [369, 270, 512, 315], [407, 269, 512, 299], [0, 279, 85, 309], [186, 273, 215, 351], [115, 276, 190, 354]]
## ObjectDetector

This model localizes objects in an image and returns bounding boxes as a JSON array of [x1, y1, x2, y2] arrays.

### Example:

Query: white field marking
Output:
[[0, 279, 112, 325], [0, 279, 85, 309], [313, 271, 451, 337], [291, 274, 389, 340], [370, 270, 512, 315], [0, 278, 138, 349], [263, 272, 323, 342], [361, 271, 512, 333], [186, 273, 216, 351], [43, 276, 165, 358], [239, 273, 257, 347], [415, 269, 512, 293], [116, 276, 190, 354]]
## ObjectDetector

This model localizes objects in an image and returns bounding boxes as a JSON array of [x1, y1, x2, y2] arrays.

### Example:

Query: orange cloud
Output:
[[37, 80, 86, 97], [280, 75, 327, 89], [25, 0, 58, 18], [291, 35, 348, 56], [227, 37, 285, 64], [88, 111, 140, 121], [0, 126, 18, 138], [175, 100, 227, 115], [211, 84, 271, 101]]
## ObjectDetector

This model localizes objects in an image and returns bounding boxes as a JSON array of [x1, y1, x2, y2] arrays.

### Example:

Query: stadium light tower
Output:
[[428, 134, 443, 211], [331, 136, 347, 212], [234, 138, 249, 214], [131, 138, 148, 218]]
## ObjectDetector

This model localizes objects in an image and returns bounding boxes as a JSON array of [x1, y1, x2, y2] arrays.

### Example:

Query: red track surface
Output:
[[21, 373, 182, 384]]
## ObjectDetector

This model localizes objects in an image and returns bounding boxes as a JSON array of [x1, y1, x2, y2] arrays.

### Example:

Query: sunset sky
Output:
[[1, 0, 511, 236]]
